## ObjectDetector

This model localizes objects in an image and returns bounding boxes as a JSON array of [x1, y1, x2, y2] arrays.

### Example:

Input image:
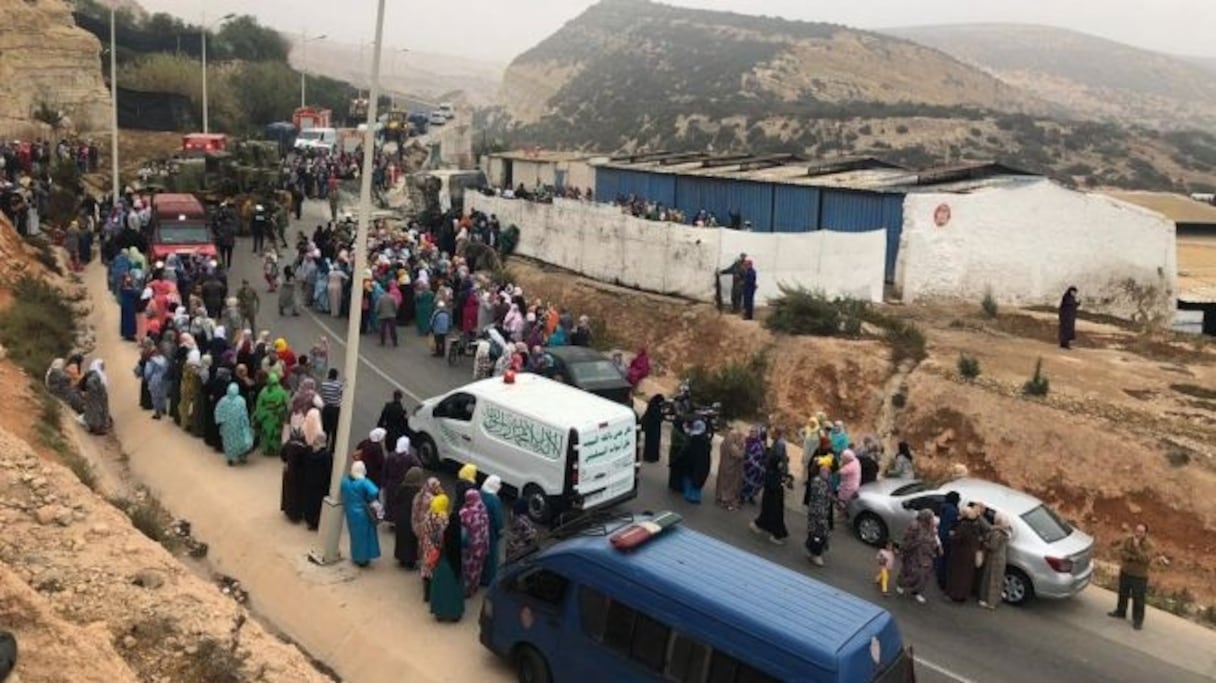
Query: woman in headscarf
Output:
[[1058, 286, 1079, 349], [640, 394, 665, 464], [804, 466, 834, 567], [626, 347, 650, 388], [178, 349, 201, 432], [945, 504, 985, 602], [979, 512, 1013, 609], [135, 341, 154, 410], [889, 441, 915, 479], [340, 460, 382, 568], [383, 436, 420, 526], [79, 360, 111, 435], [413, 281, 434, 336], [740, 425, 767, 505], [394, 468, 428, 569], [119, 275, 139, 341], [417, 482, 446, 597], [141, 345, 169, 419], [829, 420, 850, 455], [506, 498, 539, 561], [430, 507, 465, 622], [300, 434, 333, 531], [459, 488, 490, 597], [214, 382, 254, 466], [203, 366, 232, 452], [750, 428, 790, 545], [680, 419, 712, 504], [190, 355, 212, 439], [479, 476, 505, 587], [353, 428, 388, 490], [65, 354, 84, 386], [455, 463, 478, 502], [836, 450, 862, 517], [327, 263, 348, 318], [503, 303, 523, 341], [898, 509, 939, 604], [714, 425, 746, 510], [46, 358, 85, 414], [252, 374, 290, 456], [472, 339, 494, 380]]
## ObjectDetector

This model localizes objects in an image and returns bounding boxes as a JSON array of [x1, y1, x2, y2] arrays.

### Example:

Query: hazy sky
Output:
[[133, 0, 1216, 64]]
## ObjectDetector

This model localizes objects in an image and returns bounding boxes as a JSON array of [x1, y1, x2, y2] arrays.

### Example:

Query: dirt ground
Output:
[[0, 216, 333, 682], [511, 258, 1216, 612]]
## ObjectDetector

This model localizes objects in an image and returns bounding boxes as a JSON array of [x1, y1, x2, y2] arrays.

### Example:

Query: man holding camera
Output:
[[1108, 523, 1153, 631]]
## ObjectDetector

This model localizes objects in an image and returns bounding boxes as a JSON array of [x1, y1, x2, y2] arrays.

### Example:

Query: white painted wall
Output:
[[898, 180, 1178, 317], [473, 195, 887, 304]]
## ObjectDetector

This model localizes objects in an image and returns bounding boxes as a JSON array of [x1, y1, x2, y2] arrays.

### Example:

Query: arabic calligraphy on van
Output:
[[482, 405, 563, 459]]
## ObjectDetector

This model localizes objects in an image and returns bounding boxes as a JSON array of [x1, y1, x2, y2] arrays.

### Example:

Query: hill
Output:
[[885, 23, 1216, 131], [488, 0, 1216, 193]]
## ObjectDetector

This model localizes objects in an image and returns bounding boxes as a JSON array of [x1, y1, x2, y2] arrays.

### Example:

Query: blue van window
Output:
[[666, 632, 709, 683], [603, 600, 637, 654], [630, 612, 671, 672], [736, 664, 780, 683], [579, 586, 609, 639], [513, 568, 569, 607], [707, 650, 739, 683]]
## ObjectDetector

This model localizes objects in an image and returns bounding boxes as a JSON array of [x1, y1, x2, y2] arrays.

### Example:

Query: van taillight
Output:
[[571, 460, 579, 486], [1045, 556, 1073, 573]]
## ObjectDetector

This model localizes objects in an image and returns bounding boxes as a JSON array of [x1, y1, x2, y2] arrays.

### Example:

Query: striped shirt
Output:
[[319, 379, 344, 407]]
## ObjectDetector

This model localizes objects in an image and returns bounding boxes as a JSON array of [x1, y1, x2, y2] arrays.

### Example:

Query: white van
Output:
[[409, 374, 638, 523], [293, 127, 338, 154]]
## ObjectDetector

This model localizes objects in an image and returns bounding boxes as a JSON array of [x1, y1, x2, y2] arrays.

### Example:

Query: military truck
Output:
[[153, 139, 282, 209]]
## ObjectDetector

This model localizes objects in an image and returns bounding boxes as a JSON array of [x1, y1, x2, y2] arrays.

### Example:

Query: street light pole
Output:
[[109, 8, 120, 201], [310, 0, 387, 566], [200, 13, 235, 133], [300, 32, 327, 109]]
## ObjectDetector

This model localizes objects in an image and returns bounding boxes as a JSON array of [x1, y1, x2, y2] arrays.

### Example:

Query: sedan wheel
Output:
[[1003, 568, 1034, 606], [854, 512, 888, 546]]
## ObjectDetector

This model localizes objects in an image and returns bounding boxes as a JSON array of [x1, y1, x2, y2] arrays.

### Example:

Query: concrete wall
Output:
[[898, 180, 1178, 317], [473, 195, 887, 303]]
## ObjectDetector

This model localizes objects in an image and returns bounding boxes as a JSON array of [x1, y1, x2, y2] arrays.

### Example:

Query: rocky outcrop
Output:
[[0, 0, 112, 136]]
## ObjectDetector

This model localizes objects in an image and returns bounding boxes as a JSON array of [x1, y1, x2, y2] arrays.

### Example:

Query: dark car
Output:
[[541, 346, 632, 406]]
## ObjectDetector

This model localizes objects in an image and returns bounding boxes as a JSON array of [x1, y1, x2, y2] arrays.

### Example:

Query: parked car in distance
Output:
[[846, 477, 1094, 605], [540, 346, 632, 406], [428, 111, 447, 126]]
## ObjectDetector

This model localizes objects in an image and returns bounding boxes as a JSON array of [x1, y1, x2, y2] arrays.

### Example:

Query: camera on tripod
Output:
[[660, 382, 723, 436]]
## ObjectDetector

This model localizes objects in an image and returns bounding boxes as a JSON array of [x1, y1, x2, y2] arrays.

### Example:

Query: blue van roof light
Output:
[[610, 511, 683, 552]]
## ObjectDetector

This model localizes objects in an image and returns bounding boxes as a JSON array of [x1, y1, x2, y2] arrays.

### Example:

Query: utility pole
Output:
[[109, 7, 120, 201], [300, 32, 328, 109], [309, 0, 387, 566], [201, 13, 235, 133]]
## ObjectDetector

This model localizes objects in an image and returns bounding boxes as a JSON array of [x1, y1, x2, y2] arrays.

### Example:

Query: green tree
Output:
[[216, 15, 289, 62]]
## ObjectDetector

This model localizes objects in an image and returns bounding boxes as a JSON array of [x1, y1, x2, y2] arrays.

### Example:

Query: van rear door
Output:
[[574, 415, 637, 511]]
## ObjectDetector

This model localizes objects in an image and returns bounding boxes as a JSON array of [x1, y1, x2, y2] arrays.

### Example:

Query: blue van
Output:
[[479, 513, 915, 683]]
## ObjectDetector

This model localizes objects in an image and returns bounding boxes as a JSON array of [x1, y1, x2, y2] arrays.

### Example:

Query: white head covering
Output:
[[396, 436, 411, 454], [312, 394, 324, 409], [369, 427, 387, 443], [186, 349, 201, 366], [481, 474, 502, 495], [351, 460, 367, 480], [89, 359, 108, 387]]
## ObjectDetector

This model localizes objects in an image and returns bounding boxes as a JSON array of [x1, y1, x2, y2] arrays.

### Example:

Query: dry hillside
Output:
[[510, 258, 1216, 614], [0, 216, 333, 682], [487, 0, 1216, 193], [885, 24, 1216, 131]]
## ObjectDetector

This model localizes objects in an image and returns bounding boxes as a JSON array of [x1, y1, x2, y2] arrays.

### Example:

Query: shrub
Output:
[[23, 234, 64, 275], [684, 353, 768, 422], [764, 286, 866, 337], [1022, 358, 1050, 397], [0, 275, 78, 377], [181, 636, 247, 683], [981, 289, 999, 318], [885, 319, 927, 366], [957, 353, 981, 381]]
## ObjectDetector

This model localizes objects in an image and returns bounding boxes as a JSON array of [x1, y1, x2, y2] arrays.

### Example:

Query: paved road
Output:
[[225, 199, 1216, 683]]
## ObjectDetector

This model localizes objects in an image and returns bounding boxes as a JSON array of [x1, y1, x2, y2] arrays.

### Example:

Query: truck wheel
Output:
[[522, 484, 551, 525], [416, 435, 441, 470]]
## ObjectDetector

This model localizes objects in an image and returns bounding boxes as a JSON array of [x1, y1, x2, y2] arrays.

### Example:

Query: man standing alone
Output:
[[741, 258, 758, 321], [1108, 523, 1153, 630]]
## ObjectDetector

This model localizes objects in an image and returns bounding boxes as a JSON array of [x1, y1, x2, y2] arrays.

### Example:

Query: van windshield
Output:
[[157, 224, 211, 245], [298, 130, 326, 141]]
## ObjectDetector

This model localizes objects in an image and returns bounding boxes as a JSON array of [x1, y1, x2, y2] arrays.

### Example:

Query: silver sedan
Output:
[[846, 477, 1094, 605]]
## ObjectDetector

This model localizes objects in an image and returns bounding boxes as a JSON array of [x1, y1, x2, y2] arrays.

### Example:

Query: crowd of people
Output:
[[612, 193, 753, 230]]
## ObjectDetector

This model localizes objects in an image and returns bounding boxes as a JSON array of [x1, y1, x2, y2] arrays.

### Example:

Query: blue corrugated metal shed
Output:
[[772, 185, 820, 233]]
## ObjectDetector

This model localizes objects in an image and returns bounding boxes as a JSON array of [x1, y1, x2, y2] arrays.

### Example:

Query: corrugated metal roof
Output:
[[1104, 191, 1216, 226], [489, 150, 592, 163], [598, 156, 1039, 193]]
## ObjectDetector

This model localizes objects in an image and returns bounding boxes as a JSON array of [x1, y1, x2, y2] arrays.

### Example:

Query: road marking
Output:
[[303, 309, 425, 404], [916, 655, 977, 683]]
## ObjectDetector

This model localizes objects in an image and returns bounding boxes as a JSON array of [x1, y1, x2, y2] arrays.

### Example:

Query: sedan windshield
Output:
[[1021, 504, 1073, 543]]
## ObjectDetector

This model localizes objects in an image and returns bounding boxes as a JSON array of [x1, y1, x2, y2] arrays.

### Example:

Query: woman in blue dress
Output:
[[479, 475, 506, 587], [340, 460, 382, 567]]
